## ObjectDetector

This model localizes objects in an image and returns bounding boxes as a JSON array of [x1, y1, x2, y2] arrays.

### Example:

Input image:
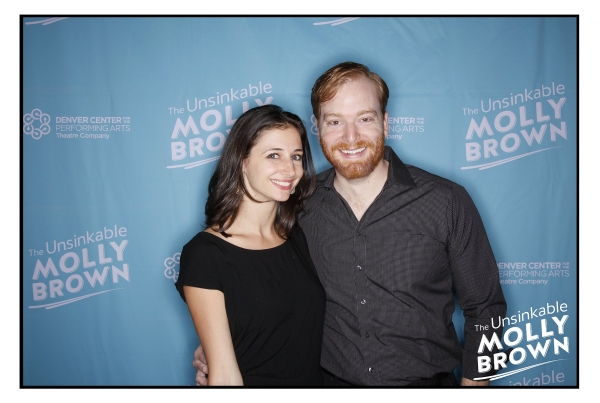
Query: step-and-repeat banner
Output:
[[22, 16, 577, 386]]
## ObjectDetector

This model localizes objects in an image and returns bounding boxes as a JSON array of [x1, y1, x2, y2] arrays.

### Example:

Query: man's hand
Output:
[[461, 377, 489, 386], [193, 344, 209, 386]]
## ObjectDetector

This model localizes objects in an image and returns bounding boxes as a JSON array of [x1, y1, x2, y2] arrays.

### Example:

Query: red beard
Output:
[[320, 135, 385, 180]]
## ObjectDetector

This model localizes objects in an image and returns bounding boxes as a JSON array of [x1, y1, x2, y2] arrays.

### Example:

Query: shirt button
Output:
[[368, 367, 374, 373], [360, 299, 366, 305], [357, 265, 362, 270], [365, 332, 370, 338]]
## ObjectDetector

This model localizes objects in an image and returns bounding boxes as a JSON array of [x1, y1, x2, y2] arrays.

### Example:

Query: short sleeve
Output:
[[174, 234, 225, 302]]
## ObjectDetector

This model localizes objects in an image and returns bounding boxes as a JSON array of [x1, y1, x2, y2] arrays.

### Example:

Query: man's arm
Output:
[[447, 185, 507, 385]]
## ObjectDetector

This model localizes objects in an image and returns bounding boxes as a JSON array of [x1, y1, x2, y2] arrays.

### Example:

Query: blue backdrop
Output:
[[22, 16, 577, 386]]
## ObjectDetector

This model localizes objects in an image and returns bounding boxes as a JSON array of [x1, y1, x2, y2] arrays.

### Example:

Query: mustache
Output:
[[330, 140, 373, 152]]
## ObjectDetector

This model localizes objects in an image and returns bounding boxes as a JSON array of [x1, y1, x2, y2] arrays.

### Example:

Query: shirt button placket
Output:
[[355, 230, 372, 352], [355, 229, 372, 383]]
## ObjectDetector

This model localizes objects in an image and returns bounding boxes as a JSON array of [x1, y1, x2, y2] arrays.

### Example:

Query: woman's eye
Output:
[[292, 154, 302, 161], [267, 153, 279, 159]]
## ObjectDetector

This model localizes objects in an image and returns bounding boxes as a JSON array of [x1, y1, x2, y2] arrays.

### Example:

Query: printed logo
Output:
[[387, 116, 425, 140], [54, 115, 131, 140], [23, 109, 132, 141], [164, 253, 180, 283], [27, 225, 131, 309], [23, 109, 51, 140], [497, 261, 570, 286], [166, 81, 274, 170], [474, 300, 570, 383], [461, 82, 569, 170]]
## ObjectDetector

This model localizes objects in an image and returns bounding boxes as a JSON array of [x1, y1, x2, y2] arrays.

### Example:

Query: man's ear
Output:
[[383, 111, 389, 138]]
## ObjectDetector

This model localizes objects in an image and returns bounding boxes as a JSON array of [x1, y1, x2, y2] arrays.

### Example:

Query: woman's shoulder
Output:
[[185, 228, 229, 245], [176, 231, 229, 297], [182, 230, 230, 260]]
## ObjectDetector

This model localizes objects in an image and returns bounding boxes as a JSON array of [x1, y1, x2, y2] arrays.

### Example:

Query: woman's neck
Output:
[[208, 198, 284, 249]]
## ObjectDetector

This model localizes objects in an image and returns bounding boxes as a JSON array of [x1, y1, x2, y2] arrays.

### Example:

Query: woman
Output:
[[175, 105, 324, 386]]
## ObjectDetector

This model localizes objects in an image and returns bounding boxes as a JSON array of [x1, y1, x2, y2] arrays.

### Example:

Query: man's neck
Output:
[[333, 159, 389, 221]]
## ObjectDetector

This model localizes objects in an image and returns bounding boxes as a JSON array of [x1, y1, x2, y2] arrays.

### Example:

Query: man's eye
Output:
[[328, 120, 340, 125]]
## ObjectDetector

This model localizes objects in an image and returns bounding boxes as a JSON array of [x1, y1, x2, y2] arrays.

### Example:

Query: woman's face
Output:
[[242, 126, 304, 203]]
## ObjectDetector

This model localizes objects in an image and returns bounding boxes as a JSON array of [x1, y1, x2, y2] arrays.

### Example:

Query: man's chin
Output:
[[331, 160, 376, 180]]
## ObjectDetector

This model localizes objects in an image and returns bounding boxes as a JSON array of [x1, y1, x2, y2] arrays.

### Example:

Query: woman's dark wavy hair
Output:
[[204, 104, 316, 238]]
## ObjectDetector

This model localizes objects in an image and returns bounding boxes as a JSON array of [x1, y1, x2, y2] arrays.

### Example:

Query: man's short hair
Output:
[[310, 61, 390, 120]]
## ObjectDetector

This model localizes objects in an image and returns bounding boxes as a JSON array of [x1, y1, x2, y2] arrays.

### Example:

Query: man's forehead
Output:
[[329, 78, 377, 100]]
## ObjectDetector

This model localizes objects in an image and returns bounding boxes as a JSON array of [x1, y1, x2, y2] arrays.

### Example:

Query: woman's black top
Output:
[[176, 225, 325, 386]]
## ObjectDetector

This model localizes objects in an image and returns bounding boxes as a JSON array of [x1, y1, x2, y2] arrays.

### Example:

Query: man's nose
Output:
[[342, 122, 358, 144]]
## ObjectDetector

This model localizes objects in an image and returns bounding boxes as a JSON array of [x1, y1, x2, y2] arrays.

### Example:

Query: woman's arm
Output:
[[183, 286, 243, 386]]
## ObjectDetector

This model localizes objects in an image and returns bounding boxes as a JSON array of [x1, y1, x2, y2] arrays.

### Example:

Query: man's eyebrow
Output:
[[322, 110, 378, 119]]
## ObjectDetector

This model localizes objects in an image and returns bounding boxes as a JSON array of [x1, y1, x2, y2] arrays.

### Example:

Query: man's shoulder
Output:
[[405, 165, 477, 210], [298, 168, 335, 221], [405, 164, 464, 192]]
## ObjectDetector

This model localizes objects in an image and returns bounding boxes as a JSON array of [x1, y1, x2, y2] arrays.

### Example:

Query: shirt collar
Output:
[[319, 146, 417, 190], [384, 146, 417, 188]]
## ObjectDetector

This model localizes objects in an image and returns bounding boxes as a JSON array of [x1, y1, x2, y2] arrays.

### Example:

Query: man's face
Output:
[[317, 77, 388, 180]]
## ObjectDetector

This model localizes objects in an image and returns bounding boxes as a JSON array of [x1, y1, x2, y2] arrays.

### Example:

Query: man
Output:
[[194, 62, 506, 386]]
